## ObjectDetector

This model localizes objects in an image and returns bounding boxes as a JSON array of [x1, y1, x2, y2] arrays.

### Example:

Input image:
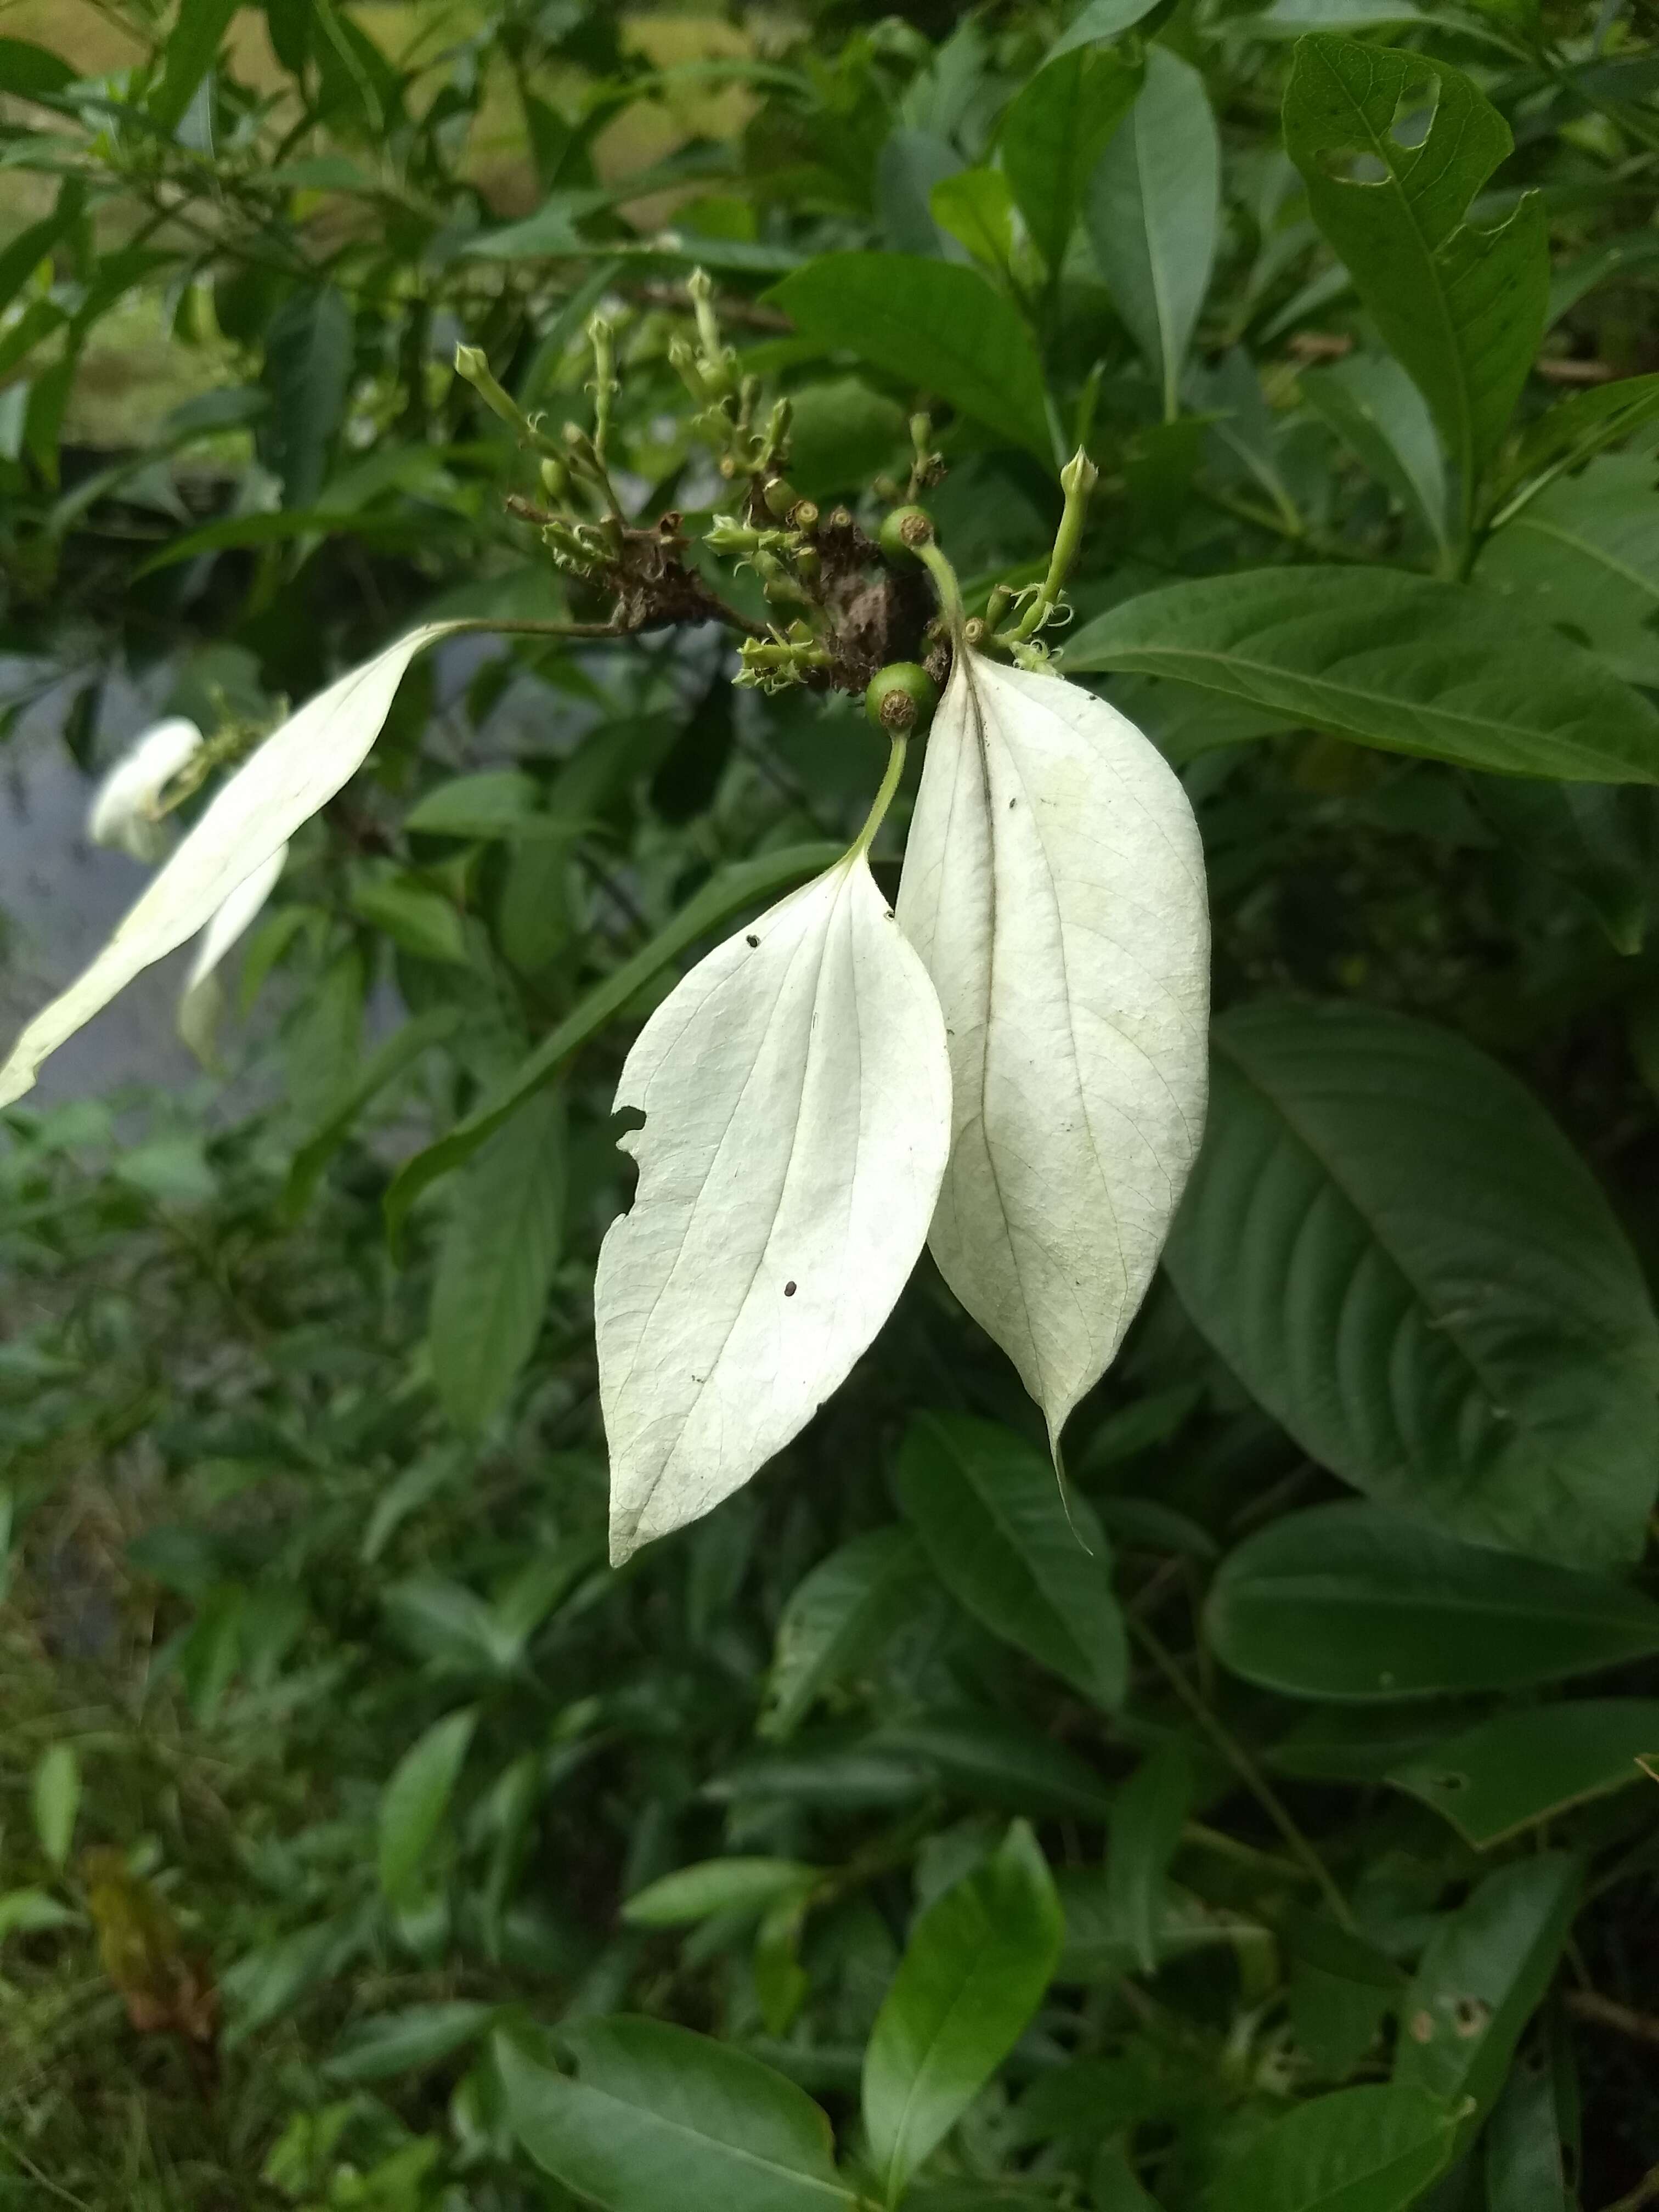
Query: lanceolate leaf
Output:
[[1167, 1002, 1659, 1564], [1085, 47, 1220, 418], [1204, 2085, 1455, 2212], [0, 623, 460, 1110], [761, 1527, 927, 1741], [1000, 46, 1141, 278], [1387, 1700, 1659, 1848], [1067, 568, 1659, 782], [895, 1413, 1126, 1707], [767, 254, 1053, 464], [862, 1821, 1062, 2204], [596, 853, 951, 1563], [1476, 454, 1659, 689], [1284, 37, 1548, 498], [430, 1088, 566, 1434], [895, 653, 1209, 1448]]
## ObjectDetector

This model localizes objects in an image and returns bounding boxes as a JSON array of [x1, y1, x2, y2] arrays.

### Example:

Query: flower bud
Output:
[[864, 662, 939, 738]]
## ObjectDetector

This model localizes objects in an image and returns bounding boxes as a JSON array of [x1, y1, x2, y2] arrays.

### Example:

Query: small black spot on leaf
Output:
[[746, 933, 759, 947], [784, 1280, 797, 1296]]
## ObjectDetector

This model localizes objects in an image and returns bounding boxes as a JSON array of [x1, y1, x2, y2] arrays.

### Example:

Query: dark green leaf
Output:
[[1068, 567, 1659, 782], [862, 1820, 1062, 2203], [1000, 46, 1141, 276], [1498, 373, 1659, 500], [430, 1089, 565, 1434], [263, 286, 353, 510], [1204, 2085, 1455, 2212], [761, 1528, 926, 1741], [405, 771, 541, 839], [150, 0, 240, 132], [1057, 1871, 1269, 1982], [1300, 354, 1448, 552], [1046, 0, 1163, 62], [1485, 2041, 1571, 2212], [1387, 1700, 1659, 1848], [1086, 47, 1219, 418], [383, 843, 841, 1245], [499, 2020, 854, 2212], [284, 1006, 461, 1222], [1393, 1857, 1580, 2142], [1284, 37, 1547, 493], [930, 171, 1015, 273], [1207, 1502, 1659, 1700], [767, 254, 1053, 464], [895, 1413, 1126, 1708], [622, 1859, 820, 1929], [1107, 1745, 1193, 1974], [873, 1712, 1115, 1821], [325, 2000, 494, 2083], [1166, 1001, 1659, 1562], [378, 1706, 476, 1907], [0, 39, 75, 99], [1476, 455, 1659, 689]]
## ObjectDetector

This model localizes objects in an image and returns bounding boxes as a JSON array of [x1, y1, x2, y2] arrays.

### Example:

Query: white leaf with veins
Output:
[[0, 623, 459, 1108], [896, 649, 1209, 1446], [596, 851, 952, 1564], [177, 840, 290, 1063]]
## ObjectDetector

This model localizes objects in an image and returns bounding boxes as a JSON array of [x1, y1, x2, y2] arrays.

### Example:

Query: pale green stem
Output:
[[850, 732, 908, 861], [918, 539, 966, 640], [1006, 447, 1097, 645]]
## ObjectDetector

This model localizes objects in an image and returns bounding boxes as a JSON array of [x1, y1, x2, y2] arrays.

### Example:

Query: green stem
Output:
[[1128, 1613, 1357, 1933], [918, 539, 966, 640], [850, 732, 908, 861]]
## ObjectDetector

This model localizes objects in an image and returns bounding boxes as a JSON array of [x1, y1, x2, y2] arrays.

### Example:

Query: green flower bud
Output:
[[865, 662, 939, 737]]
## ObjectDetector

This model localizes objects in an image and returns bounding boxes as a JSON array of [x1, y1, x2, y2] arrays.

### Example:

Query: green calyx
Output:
[[865, 662, 939, 737]]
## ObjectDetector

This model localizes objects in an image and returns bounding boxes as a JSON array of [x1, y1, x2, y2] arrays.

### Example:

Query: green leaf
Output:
[[873, 1712, 1115, 1821], [405, 770, 541, 839], [283, 1006, 461, 1222], [761, 1527, 926, 1742], [377, 1706, 477, 1908], [1107, 1745, 1193, 1974], [1284, 37, 1547, 498], [325, 2000, 494, 2083], [150, 0, 240, 132], [498, 2019, 855, 2212], [430, 1088, 565, 1434], [1085, 47, 1220, 419], [1091, 2143, 1162, 2212], [895, 1414, 1126, 1708], [383, 843, 842, 1246], [1393, 1856, 1580, 2143], [1067, 568, 1659, 782], [930, 170, 1016, 273], [1477, 455, 1659, 688], [1204, 2085, 1455, 2212], [1057, 1870, 1269, 1982], [1497, 372, 1659, 502], [766, 254, 1053, 464], [31, 1744, 80, 1869], [1165, 1001, 1659, 1562], [0, 184, 84, 321], [263, 286, 353, 510], [623, 1859, 820, 1929], [1206, 1502, 1659, 1700], [0, 39, 75, 99], [348, 867, 469, 964], [1485, 2041, 1571, 2212], [1046, 0, 1163, 63], [1387, 1699, 1659, 1848], [862, 1820, 1062, 2204], [0, 1888, 80, 1941], [1300, 354, 1448, 553], [1000, 46, 1141, 277]]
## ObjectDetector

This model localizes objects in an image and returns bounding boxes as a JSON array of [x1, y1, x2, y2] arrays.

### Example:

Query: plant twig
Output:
[[1566, 1989, 1659, 2048]]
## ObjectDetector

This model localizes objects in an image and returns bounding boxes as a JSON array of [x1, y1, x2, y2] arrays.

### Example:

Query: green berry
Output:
[[878, 505, 934, 564], [865, 662, 938, 737]]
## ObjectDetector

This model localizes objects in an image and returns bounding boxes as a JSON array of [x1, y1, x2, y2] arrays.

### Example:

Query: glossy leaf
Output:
[[596, 852, 951, 1563], [1000, 47, 1141, 276], [0, 623, 460, 1110], [1387, 1700, 1659, 1848], [1477, 455, 1659, 688], [1394, 1856, 1580, 2141], [499, 2019, 854, 2212], [430, 1088, 565, 1434], [895, 653, 1209, 1448], [768, 254, 1053, 463], [1086, 47, 1220, 418], [1284, 38, 1547, 492], [1204, 2085, 1455, 2212], [382, 843, 843, 1243], [377, 1706, 476, 1908], [896, 1413, 1126, 1708], [1068, 568, 1659, 782], [862, 1820, 1062, 2204], [761, 1528, 927, 1742], [1206, 1502, 1659, 1700], [1165, 1001, 1659, 1562]]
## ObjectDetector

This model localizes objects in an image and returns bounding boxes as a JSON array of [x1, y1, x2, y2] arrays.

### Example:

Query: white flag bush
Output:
[[0, 580, 1209, 1556]]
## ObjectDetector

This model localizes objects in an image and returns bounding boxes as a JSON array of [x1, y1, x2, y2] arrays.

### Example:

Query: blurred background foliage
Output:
[[5, 0, 1659, 2207]]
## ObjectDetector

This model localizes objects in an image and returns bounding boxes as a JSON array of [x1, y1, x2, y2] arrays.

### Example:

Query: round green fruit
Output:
[[878, 505, 934, 564], [865, 662, 939, 737]]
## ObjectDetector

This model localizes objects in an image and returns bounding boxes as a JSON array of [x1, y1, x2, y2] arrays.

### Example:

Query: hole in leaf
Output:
[[1388, 72, 1438, 150], [1452, 1995, 1491, 2038], [1317, 145, 1390, 187]]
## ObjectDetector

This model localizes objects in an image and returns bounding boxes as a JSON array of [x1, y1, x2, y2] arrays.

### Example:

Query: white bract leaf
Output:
[[87, 717, 205, 863], [596, 852, 952, 1564], [0, 623, 459, 1108], [896, 650, 1210, 1446], [178, 840, 290, 1063]]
